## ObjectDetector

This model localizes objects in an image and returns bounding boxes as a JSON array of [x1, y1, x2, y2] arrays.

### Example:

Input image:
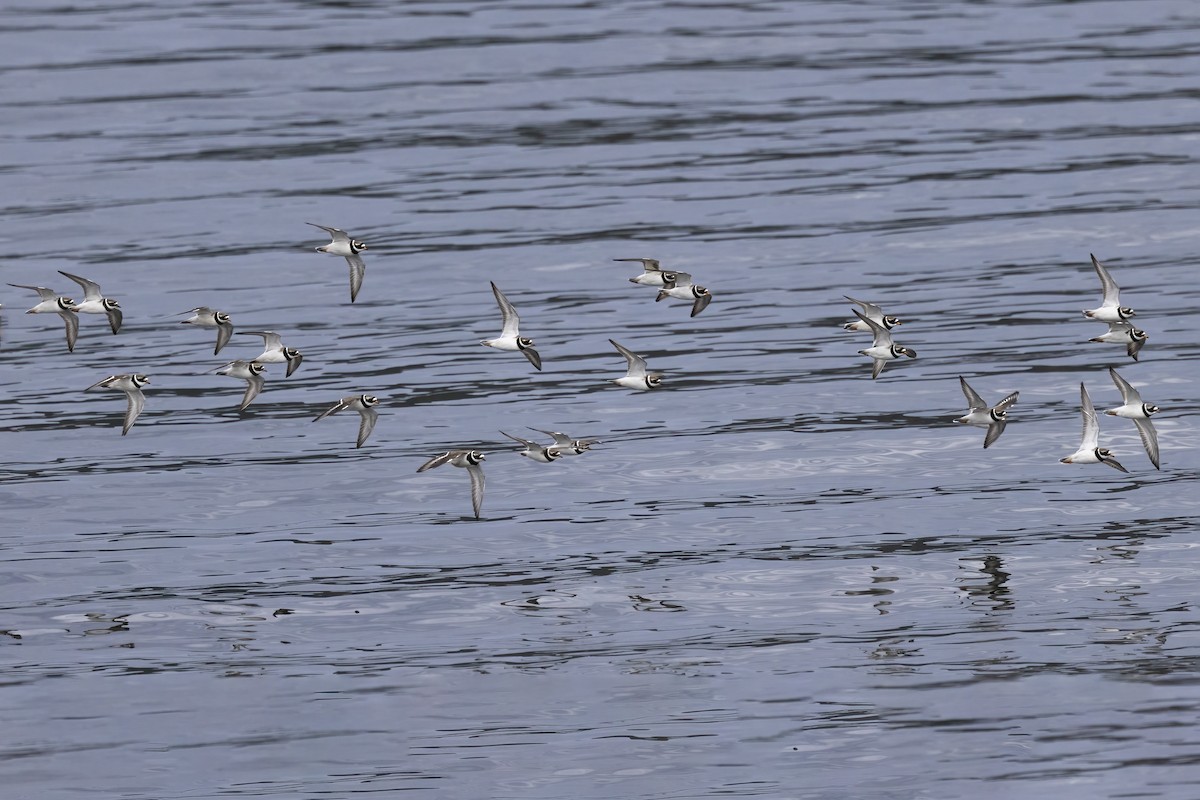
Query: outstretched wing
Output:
[[238, 372, 264, 411], [993, 391, 1019, 415], [500, 430, 537, 449], [958, 376, 987, 411], [214, 318, 234, 355], [490, 282, 521, 338], [10, 283, 57, 302], [1133, 418, 1160, 470], [1079, 383, 1098, 450], [86, 374, 118, 391], [58, 271, 103, 303], [122, 386, 145, 436], [609, 339, 647, 378], [314, 397, 351, 422], [853, 309, 892, 348], [1107, 367, 1140, 406], [1091, 254, 1120, 307], [346, 253, 366, 302], [982, 419, 1007, 449], [104, 303, 123, 335], [308, 222, 350, 244], [613, 257, 661, 271], [531, 428, 574, 447], [844, 295, 884, 321], [417, 451, 456, 472], [240, 330, 284, 349], [356, 406, 378, 448], [466, 464, 485, 519], [521, 345, 542, 371], [60, 307, 79, 352]]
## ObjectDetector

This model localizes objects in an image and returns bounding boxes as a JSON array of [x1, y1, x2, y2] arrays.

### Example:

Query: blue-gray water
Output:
[[3, 1, 1200, 798]]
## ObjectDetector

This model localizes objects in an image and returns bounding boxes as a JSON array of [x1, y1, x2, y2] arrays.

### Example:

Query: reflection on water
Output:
[[2, 1, 1200, 798]]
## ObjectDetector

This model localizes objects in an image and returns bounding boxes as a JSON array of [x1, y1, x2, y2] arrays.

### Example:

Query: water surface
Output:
[[3, 1, 1200, 798]]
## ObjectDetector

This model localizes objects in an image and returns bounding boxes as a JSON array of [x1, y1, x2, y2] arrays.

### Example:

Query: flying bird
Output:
[[1061, 382, 1128, 473], [314, 394, 381, 449], [86, 373, 149, 435], [1105, 367, 1160, 470], [481, 282, 541, 370], [59, 271, 122, 334], [954, 377, 1018, 449], [417, 449, 487, 519], [308, 222, 368, 302]]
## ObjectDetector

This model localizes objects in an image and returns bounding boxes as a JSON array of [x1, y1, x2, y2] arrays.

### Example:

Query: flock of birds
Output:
[[839, 253, 1161, 476], [5, 235, 1163, 518]]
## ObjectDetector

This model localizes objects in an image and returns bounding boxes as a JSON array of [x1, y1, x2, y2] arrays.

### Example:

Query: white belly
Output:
[[956, 410, 992, 427], [482, 336, 520, 352]]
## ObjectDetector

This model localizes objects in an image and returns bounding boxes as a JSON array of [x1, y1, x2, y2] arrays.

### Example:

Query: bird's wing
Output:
[[959, 376, 987, 411], [308, 222, 349, 243], [122, 385, 145, 436], [58, 271, 102, 302], [1091, 254, 1120, 307], [1107, 367, 1140, 405], [284, 350, 303, 377], [663, 271, 693, 289], [417, 451, 456, 472], [239, 372, 264, 411], [60, 307, 79, 352], [241, 330, 283, 349], [356, 407, 378, 448], [532, 428, 574, 447], [983, 419, 1007, 449], [314, 397, 350, 422], [609, 339, 647, 378], [1127, 335, 1145, 361], [613, 257, 661, 271], [853, 309, 892, 347], [844, 295, 883, 320], [1079, 383, 1099, 449], [10, 283, 57, 302], [346, 253, 365, 302], [214, 318, 234, 355], [104, 303, 123, 334], [1133, 418, 1160, 470], [993, 391, 1019, 414], [500, 430, 537, 448], [491, 282, 521, 338], [466, 464, 485, 519]]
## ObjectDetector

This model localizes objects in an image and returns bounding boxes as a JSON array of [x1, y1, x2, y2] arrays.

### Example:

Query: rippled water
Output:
[[4, 1, 1200, 798]]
